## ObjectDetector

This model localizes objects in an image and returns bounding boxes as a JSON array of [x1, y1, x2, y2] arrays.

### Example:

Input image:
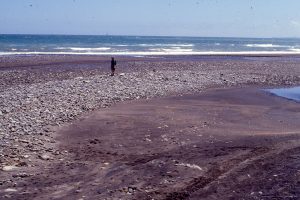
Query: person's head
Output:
[[111, 57, 114, 61]]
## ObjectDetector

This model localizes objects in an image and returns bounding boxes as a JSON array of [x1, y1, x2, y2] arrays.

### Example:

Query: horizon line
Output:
[[0, 33, 299, 39]]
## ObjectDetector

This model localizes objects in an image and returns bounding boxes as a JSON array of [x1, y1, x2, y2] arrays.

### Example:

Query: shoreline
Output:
[[0, 55, 300, 199], [1, 51, 300, 57]]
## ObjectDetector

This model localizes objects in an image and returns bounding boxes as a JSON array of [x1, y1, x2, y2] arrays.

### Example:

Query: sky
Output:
[[1, 0, 300, 37]]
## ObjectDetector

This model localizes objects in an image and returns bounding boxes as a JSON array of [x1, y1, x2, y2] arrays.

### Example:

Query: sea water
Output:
[[267, 86, 300, 102], [1, 34, 300, 56]]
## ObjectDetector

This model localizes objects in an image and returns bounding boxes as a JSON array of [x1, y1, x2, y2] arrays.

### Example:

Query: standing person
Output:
[[110, 57, 117, 76]]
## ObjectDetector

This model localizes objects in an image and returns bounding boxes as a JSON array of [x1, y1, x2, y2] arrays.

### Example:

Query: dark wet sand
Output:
[[9, 87, 300, 200]]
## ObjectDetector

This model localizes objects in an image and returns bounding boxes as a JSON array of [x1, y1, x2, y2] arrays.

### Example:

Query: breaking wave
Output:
[[245, 44, 289, 48], [1, 51, 300, 56], [55, 47, 111, 51]]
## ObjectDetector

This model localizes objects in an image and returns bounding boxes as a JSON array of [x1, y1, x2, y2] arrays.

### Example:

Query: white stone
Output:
[[4, 188, 18, 192], [2, 166, 18, 171], [39, 154, 51, 160]]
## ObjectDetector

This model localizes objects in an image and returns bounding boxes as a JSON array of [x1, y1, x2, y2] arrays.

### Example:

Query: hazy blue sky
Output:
[[1, 0, 300, 37]]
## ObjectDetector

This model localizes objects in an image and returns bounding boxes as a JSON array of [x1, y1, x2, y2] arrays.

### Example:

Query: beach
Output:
[[1, 55, 300, 199]]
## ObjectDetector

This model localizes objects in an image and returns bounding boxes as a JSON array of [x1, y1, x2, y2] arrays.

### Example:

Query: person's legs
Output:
[[111, 68, 115, 76]]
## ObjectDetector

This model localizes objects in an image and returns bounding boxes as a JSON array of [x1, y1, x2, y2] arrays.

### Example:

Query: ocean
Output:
[[1, 34, 300, 56]]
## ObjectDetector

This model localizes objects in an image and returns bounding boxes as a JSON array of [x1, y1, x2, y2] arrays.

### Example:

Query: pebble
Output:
[[4, 188, 18, 192], [12, 173, 29, 178], [16, 161, 28, 167], [2, 166, 18, 172], [39, 154, 51, 160]]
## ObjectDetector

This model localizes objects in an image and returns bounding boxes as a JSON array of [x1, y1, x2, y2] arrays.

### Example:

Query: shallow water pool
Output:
[[266, 86, 300, 102]]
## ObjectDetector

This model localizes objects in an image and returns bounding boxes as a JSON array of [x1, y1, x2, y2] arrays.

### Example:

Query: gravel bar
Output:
[[0, 55, 300, 168]]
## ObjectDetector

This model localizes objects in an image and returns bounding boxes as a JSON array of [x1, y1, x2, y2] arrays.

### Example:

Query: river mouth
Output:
[[266, 86, 300, 102]]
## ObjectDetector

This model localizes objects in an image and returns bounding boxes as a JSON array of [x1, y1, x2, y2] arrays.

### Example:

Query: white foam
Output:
[[55, 47, 111, 51], [149, 48, 194, 52], [54, 47, 66, 50], [72, 47, 111, 51], [245, 44, 288, 48], [114, 44, 130, 47], [132, 55, 145, 58], [1, 51, 300, 56], [138, 44, 194, 47], [289, 48, 300, 52]]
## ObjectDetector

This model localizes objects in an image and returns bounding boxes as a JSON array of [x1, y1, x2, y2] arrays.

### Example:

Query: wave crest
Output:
[[245, 44, 288, 48], [55, 47, 111, 51]]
